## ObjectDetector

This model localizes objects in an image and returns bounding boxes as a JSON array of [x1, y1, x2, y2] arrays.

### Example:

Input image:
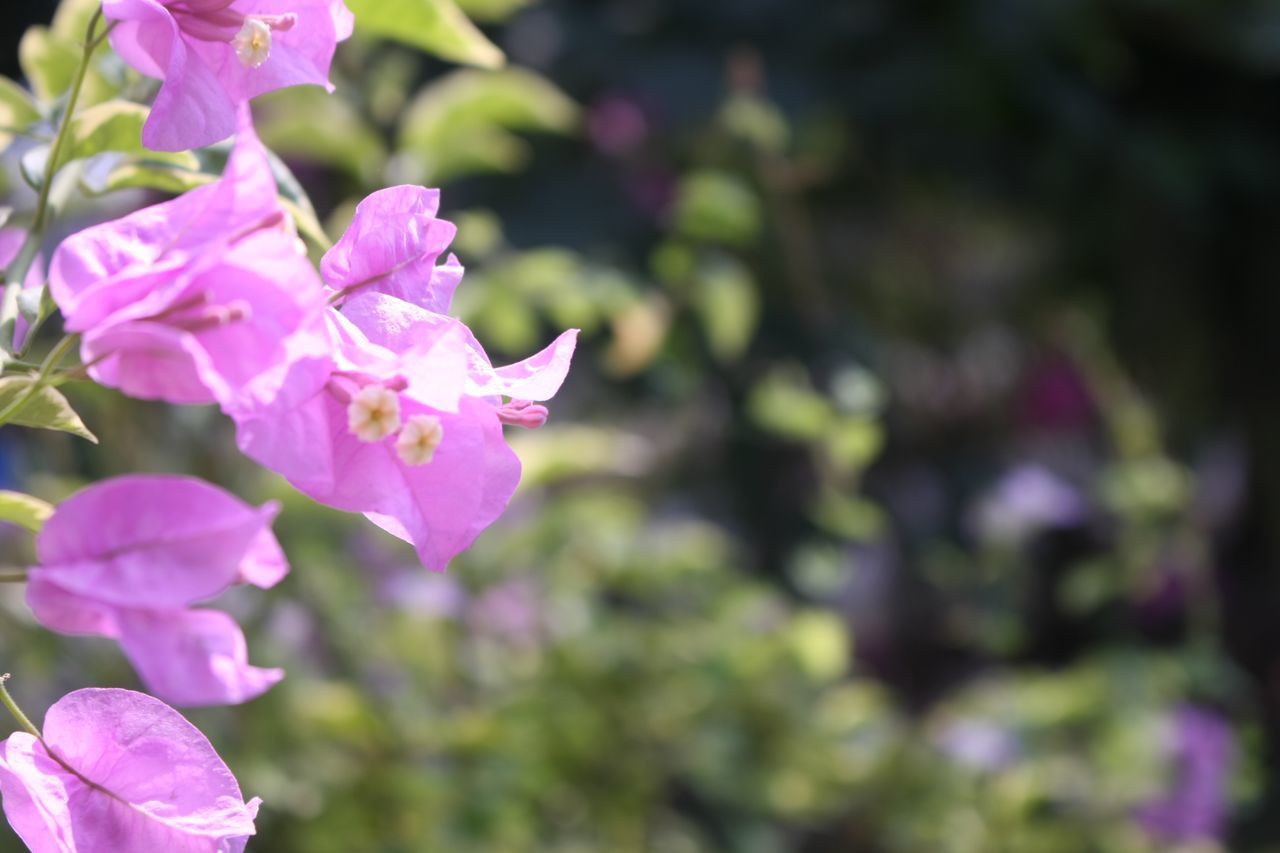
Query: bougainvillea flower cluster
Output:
[[25, 476, 288, 707], [0, 0, 577, 847], [49, 112, 330, 408], [103, 0, 354, 151]]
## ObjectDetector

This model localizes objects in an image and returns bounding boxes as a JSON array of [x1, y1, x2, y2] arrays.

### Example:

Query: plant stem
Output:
[[0, 572, 28, 583], [0, 10, 110, 353], [0, 675, 42, 740], [0, 333, 78, 427]]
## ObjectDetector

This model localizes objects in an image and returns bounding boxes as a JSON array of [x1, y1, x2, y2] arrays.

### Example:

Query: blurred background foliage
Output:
[[6, 0, 1280, 849]]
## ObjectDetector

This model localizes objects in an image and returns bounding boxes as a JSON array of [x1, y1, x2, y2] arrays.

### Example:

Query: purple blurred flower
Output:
[[380, 572, 468, 619], [937, 719, 1020, 773], [1138, 705, 1234, 842], [1017, 351, 1095, 431], [970, 464, 1085, 545], [588, 96, 648, 156], [468, 578, 541, 643]]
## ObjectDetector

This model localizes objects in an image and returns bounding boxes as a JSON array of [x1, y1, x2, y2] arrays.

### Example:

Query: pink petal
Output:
[[116, 609, 283, 706], [50, 114, 278, 328], [34, 475, 284, 609], [187, 0, 351, 101], [229, 366, 338, 496], [328, 397, 520, 571], [83, 320, 224, 404], [26, 576, 121, 637], [321, 186, 458, 310], [332, 296, 467, 412], [0, 688, 260, 850], [484, 328, 580, 402], [340, 291, 578, 403]]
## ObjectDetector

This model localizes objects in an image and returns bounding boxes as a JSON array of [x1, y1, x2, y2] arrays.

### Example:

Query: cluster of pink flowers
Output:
[[0, 0, 577, 848]]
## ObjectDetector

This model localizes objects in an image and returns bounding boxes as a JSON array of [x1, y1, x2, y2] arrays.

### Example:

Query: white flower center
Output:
[[348, 385, 402, 442], [396, 415, 445, 466], [232, 18, 273, 68]]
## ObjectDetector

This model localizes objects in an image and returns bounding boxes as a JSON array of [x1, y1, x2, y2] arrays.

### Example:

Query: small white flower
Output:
[[347, 385, 402, 442], [396, 415, 444, 466], [232, 18, 273, 68]]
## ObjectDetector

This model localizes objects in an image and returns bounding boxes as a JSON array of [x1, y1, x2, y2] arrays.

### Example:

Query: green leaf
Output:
[[77, 146, 207, 196], [18, 0, 121, 107], [0, 77, 41, 150], [398, 68, 579, 184], [255, 87, 387, 184], [748, 368, 833, 441], [18, 27, 81, 103], [672, 171, 763, 247], [19, 145, 50, 190], [0, 490, 54, 533], [455, 0, 532, 22], [66, 100, 149, 164], [0, 376, 97, 442], [692, 256, 759, 363], [347, 0, 505, 68]]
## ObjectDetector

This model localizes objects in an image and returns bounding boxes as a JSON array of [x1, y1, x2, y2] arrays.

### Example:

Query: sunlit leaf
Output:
[[748, 367, 832, 441], [66, 100, 148, 165], [19, 145, 50, 190], [19, 0, 118, 106], [398, 68, 579, 184], [673, 171, 763, 247], [347, 0, 505, 68], [0, 376, 97, 442], [18, 28, 80, 103], [0, 490, 54, 533], [692, 256, 759, 363], [0, 78, 41, 150], [255, 88, 387, 184]]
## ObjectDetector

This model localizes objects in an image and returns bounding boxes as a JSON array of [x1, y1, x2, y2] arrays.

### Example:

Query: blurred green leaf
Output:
[[0, 490, 54, 533], [19, 145, 49, 190], [0, 78, 41, 150], [398, 68, 578, 184], [455, 0, 533, 21], [256, 87, 387, 184], [66, 100, 147, 164], [824, 417, 884, 476], [18, 28, 80, 103], [787, 612, 849, 681], [748, 367, 833, 440], [692, 255, 759, 363], [721, 94, 790, 154], [812, 491, 885, 540], [18, 0, 118, 106], [347, 0, 505, 68], [0, 377, 97, 442], [84, 154, 209, 196], [672, 170, 763, 248]]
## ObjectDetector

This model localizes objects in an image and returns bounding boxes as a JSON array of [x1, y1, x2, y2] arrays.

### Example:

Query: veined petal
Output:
[[482, 328, 580, 402], [34, 476, 285, 609], [116, 609, 283, 707], [321, 186, 457, 309], [0, 688, 260, 851]]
